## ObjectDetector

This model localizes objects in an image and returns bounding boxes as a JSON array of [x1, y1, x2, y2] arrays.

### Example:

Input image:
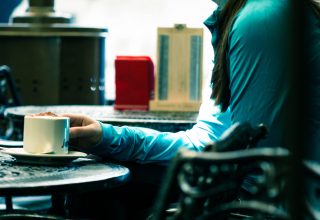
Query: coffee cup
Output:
[[23, 115, 70, 154]]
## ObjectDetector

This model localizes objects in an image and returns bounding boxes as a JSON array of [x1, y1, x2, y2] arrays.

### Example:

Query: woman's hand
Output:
[[61, 113, 102, 150]]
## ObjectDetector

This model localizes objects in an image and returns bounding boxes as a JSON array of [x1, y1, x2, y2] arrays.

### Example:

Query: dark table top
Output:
[[5, 105, 198, 124], [4, 105, 198, 140], [0, 152, 130, 196]]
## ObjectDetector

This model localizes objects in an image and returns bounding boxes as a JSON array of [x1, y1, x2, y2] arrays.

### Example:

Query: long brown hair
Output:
[[211, 0, 319, 112], [210, 0, 247, 112]]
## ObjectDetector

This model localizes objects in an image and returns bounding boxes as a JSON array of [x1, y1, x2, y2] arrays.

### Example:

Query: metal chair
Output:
[[150, 123, 290, 220], [0, 65, 22, 140], [303, 160, 320, 220]]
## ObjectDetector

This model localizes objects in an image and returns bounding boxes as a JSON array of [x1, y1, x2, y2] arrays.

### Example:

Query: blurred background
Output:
[[4, 0, 217, 102]]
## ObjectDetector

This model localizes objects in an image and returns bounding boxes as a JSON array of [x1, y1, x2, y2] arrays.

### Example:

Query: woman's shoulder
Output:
[[233, 0, 291, 34], [229, 0, 291, 46]]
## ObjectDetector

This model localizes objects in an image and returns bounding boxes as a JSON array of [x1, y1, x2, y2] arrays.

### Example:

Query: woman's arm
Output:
[[65, 101, 231, 164]]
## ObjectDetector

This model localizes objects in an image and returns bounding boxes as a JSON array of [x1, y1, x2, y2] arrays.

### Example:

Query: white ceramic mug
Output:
[[23, 115, 70, 154]]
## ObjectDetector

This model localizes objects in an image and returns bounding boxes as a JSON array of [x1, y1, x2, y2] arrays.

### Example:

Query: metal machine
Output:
[[0, 0, 108, 105]]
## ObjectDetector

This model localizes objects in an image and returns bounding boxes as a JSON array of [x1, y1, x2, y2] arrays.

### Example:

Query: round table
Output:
[[0, 152, 130, 217]]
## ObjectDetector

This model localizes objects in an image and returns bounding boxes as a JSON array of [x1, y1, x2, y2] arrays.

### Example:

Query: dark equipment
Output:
[[0, 0, 108, 105]]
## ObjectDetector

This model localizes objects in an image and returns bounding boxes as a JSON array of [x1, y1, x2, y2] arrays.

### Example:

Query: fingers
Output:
[[69, 126, 94, 139], [59, 113, 102, 147], [69, 122, 102, 146], [60, 113, 94, 127]]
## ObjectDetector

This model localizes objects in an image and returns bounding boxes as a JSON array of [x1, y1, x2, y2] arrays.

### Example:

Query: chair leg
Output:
[[50, 194, 66, 216], [5, 196, 13, 212]]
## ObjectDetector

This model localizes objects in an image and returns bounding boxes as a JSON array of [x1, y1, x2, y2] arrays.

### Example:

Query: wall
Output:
[[0, 0, 22, 22]]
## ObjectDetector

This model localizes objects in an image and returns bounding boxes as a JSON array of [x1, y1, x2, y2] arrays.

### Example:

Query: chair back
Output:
[[150, 123, 290, 220]]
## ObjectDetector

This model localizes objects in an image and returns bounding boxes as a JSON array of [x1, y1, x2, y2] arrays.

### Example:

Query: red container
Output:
[[114, 56, 155, 110]]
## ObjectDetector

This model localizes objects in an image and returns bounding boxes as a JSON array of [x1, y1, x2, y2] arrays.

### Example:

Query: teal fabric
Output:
[[90, 104, 231, 164], [90, 0, 319, 165], [225, 0, 292, 148]]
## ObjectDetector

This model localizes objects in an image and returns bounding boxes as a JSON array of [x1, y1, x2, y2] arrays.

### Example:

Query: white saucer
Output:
[[0, 147, 87, 166]]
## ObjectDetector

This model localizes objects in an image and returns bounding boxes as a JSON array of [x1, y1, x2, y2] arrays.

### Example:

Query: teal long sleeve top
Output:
[[89, 0, 320, 164], [89, 102, 232, 164]]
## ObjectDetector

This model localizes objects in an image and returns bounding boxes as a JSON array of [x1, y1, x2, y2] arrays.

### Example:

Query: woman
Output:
[[63, 0, 320, 218], [65, 0, 319, 164]]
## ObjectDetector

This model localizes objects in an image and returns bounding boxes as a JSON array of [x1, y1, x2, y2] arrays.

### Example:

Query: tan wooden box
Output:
[[149, 24, 203, 112]]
